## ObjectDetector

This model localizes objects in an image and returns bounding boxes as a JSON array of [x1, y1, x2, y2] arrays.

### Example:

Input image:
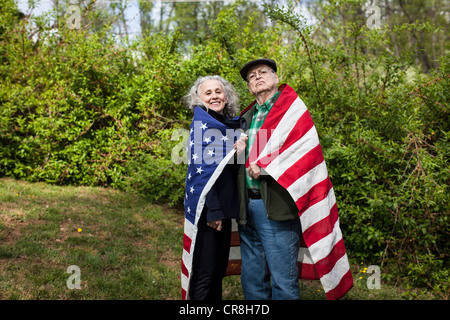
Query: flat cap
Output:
[[240, 58, 277, 81]]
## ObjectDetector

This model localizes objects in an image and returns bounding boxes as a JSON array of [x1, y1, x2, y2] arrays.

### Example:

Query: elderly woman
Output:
[[181, 75, 246, 300]]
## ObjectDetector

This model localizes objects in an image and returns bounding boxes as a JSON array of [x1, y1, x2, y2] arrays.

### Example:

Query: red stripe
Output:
[[325, 270, 354, 300], [183, 234, 192, 254], [299, 234, 307, 247], [302, 202, 339, 246], [181, 288, 187, 300], [257, 111, 315, 170], [298, 262, 320, 280], [296, 177, 333, 216], [226, 260, 242, 276], [246, 84, 297, 167], [240, 101, 256, 116], [276, 144, 324, 189], [259, 84, 297, 136], [276, 110, 315, 158], [313, 239, 347, 277], [230, 231, 240, 246], [181, 259, 189, 278]]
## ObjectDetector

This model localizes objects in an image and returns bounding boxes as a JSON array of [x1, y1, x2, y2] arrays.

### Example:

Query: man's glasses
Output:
[[247, 68, 274, 82]]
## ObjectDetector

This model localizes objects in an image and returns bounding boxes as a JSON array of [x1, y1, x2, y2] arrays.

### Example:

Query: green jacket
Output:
[[237, 105, 299, 225]]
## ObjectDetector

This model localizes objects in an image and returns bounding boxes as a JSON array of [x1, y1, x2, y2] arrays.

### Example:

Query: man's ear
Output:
[[274, 72, 279, 85], [247, 81, 253, 95]]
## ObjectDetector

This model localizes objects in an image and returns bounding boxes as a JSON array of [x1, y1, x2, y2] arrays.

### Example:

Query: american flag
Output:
[[226, 84, 353, 300], [181, 106, 243, 300]]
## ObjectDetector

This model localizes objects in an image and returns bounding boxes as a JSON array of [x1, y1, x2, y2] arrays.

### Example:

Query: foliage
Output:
[[0, 0, 448, 295], [265, 1, 449, 295]]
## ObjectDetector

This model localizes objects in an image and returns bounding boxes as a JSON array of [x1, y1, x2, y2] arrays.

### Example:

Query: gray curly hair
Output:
[[183, 75, 239, 118]]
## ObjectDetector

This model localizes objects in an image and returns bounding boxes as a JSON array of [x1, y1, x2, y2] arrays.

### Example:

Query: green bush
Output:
[[265, 3, 448, 294]]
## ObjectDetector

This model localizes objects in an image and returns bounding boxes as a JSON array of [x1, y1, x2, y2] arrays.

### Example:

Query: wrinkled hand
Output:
[[207, 219, 222, 231], [247, 163, 261, 180], [234, 135, 248, 156]]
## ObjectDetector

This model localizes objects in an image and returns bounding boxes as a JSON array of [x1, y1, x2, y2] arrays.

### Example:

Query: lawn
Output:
[[0, 178, 439, 300]]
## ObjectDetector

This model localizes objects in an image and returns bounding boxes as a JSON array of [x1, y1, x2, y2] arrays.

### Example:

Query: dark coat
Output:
[[237, 105, 299, 225], [203, 108, 240, 222]]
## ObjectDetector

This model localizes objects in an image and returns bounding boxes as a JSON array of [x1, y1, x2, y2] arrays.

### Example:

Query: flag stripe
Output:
[[324, 269, 353, 300], [321, 253, 351, 293], [261, 126, 320, 181], [302, 202, 339, 245], [307, 218, 343, 262], [277, 144, 324, 190], [313, 239, 347, 277], [181, 260, 189, 278], [300, 186, 336, 231], [183, 234, 192, 254], [254, 85, 300, 152], [286, 160, 329, 201], [252, 97, 308, 166], [257, 109, 315, 172], [298, 262, 319, 279], [296, 177, 333, 216]]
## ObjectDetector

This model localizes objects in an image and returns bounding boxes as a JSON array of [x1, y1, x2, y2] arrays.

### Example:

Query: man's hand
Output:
[[207, 219, 223, 231], [247, 163, 261, 179]]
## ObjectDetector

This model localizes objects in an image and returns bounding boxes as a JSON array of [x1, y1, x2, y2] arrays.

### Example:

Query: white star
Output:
[[192, 153, 198, 161], [185, 193, 188, 199], [196, 167, 204, 174], [190, 127, 193, 134], [200, 122, 208, 130], [221, 135, 229, 141], [186, 206, 191, 214], [189, 140, 194, 147], [204, 136, 212, 143], [207, 149, 215, 157], [190, 186, 195, 194], [187, 173, 192, 181]]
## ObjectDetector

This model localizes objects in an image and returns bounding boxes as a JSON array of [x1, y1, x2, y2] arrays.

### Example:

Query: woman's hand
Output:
[[234, 134, 248, 156], [207, 219, 223, 231]]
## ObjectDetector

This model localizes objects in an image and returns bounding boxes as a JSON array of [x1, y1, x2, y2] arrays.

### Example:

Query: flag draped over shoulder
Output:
[[232, 84, 353, 300], [181, 106, 242, 300]]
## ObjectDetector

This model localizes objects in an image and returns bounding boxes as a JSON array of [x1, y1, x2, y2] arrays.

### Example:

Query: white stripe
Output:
[[321, 253, 351, 293], [228, 246, 241, 260], [181, 273, 189, 291], [300, 188, 336, 232], [264, 126, 320, 181], [195, 149, 236, 224], [181, 219, 195, 278], [307, 218, 343, 262], [231, 219, 239, 232], [298, 246, 314, 264], [286, 160, 329, 202], [256, 97, 307, 163], [183, 219, 195, 240]]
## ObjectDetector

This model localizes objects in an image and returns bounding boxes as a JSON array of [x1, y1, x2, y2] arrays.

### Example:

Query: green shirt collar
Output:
[[255, 91, 280, 112]]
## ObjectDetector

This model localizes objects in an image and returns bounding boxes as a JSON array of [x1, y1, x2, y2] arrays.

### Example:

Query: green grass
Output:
[[0, 178, 442, 300]]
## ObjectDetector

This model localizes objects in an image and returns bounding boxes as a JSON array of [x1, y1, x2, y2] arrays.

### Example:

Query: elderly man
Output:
[[237, 58, 353, 300], [237, 58, 302, 300]]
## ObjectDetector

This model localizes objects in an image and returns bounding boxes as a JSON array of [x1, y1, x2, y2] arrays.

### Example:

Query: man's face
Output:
[[246, 64, 279, 96]]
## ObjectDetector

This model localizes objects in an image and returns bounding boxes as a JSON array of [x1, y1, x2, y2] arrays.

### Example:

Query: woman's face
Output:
[[199, 79, 227, 114]]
